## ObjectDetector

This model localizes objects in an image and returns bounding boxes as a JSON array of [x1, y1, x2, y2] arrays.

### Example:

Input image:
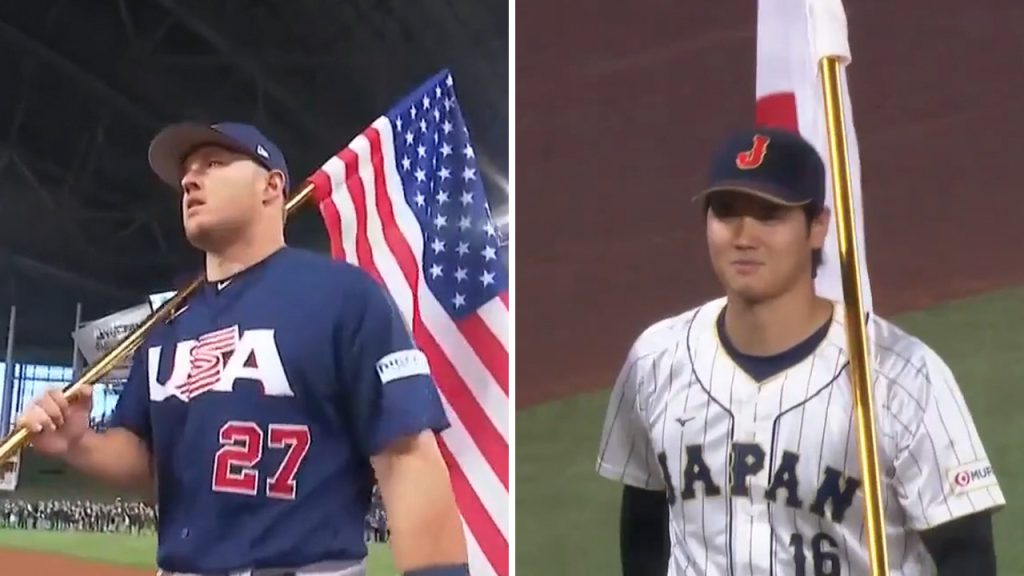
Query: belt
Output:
[[157, 558, 366, 576]]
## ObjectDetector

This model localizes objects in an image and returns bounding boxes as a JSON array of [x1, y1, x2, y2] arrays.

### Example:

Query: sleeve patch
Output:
[[948, 460, 998, 495], [376, 350, 431, 384]]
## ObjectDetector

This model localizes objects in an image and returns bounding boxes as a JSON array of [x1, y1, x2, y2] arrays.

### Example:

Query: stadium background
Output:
[[0, 1, 508, 574], [516, 0, 1024, 575]]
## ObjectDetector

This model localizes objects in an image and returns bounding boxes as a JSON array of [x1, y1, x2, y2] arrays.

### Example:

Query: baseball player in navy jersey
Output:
[[596, 128, 1004, 576], [17, 122, 470, 576]]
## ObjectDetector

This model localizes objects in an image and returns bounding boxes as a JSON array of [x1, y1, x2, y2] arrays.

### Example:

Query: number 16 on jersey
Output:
[[790, 531, 840, 576]]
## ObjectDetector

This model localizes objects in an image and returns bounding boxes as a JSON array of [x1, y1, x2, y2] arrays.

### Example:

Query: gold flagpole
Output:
[[818, 56, 889, 574], [0, 181, 317, 465]]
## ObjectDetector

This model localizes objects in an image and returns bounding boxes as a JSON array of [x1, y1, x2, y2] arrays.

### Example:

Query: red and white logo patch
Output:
[[948, 460, 997, 495], [180, 325, 240, 399]]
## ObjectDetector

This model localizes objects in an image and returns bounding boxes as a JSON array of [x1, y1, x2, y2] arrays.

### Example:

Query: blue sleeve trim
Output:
[[368, 377, 450, 455], [404, 564, 470, 576]]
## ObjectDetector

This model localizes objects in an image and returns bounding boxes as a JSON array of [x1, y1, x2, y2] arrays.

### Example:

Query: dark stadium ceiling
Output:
[[0, 0, 508, 358]]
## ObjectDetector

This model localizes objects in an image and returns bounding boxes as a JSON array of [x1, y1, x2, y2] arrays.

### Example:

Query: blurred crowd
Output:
[[0, 499, 155, 534], [1, 487, 390, 543], [365, 483, 389, 543]]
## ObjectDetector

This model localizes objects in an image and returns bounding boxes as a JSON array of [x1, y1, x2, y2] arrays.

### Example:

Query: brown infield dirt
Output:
[[0, 547, 151, 575], [517, 0, 1024, 408]]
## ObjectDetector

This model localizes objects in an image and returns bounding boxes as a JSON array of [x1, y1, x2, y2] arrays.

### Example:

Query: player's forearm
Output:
[[922, 511, 997, 576], [373, 433, 468, 571], [64, 428, 153, 493], [386, 478, 467, 570], [620, 485, 670, 576]]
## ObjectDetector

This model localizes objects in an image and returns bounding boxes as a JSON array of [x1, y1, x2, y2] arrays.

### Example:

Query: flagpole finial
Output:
[[809, 0, 852, 64]]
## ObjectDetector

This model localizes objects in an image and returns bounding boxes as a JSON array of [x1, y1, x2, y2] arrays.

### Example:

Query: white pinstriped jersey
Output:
[[596, 297, 1004, 576]]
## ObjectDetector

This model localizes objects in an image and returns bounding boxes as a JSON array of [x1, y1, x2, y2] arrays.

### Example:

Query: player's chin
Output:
[[183, 220, 219, 249], [723, 278, 776, 302]]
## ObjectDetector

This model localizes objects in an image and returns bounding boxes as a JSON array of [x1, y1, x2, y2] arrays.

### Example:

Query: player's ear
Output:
[[809, 206, 830, 249], [262, 169, 286, 206]]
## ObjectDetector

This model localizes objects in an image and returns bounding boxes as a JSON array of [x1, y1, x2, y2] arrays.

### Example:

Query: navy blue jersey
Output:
[[109, 246, 449, 573]]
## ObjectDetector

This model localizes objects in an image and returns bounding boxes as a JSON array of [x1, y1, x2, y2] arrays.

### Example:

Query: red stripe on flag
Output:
[[315, 163, 509, 489], [312, 170, 346, 261], [413, 318, 509, 489], [456, 315, 508, 395], [755, 92, 799, 131], [317, 119, 508, 576], [499, 292, 508, 308], [361, 127, 508, 482], [437, 437, 507, 576], [338, 148, 382, 284], [365, 128, 422, 300]]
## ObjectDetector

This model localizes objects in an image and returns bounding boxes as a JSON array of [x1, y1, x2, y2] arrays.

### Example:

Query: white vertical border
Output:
[[506, 0, 516, 573]]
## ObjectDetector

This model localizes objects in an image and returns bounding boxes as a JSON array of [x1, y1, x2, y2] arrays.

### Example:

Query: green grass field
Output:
[[0, 529, 162, 568], [517, 287, 1024, 575], [0, 529, 397, 573]]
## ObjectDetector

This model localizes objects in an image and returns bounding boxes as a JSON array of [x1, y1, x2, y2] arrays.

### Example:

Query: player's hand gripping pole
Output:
[[819, 55, 889, 576], [0, 181, 317, 466]]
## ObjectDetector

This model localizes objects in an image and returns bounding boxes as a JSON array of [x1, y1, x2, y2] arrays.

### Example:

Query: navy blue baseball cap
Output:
[[694, 128, 825, 210], [148, 121, 290, 193]]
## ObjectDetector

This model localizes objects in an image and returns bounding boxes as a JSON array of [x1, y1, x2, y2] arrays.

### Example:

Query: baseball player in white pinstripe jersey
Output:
[[596, 128, 1005, 576]]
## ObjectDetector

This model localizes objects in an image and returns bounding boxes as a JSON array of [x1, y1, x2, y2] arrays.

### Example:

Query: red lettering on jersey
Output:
[[211, 422, 312, 500], [212, 421, 262, 496], [266, 425, 312, 500], [735, 134, 771, 170], [179, 325, 239, 399]]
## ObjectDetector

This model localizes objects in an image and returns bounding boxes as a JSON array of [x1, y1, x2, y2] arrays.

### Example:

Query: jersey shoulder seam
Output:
[[630, 300, 714, 360], [869, 314, 943, 400]]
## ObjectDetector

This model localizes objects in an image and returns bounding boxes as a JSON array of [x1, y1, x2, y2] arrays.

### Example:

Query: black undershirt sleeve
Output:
[[919, 510, 996, 576], [620, 485, 670, 576], [621, 488, 996, 575]]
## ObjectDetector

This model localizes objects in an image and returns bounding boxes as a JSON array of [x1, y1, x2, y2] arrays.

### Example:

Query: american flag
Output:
[[310, 70, 509, 576], [179, 325, 239, 399]]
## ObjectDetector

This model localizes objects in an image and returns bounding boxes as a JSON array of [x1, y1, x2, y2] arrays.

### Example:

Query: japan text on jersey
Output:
[[108, 247, 450, 574], [596, 297, 1005, 576]]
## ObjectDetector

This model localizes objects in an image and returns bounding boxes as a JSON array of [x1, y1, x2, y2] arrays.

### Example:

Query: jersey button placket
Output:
[[731, 382, 759, 573], [750, 385, 775, 575], [734, 381, 758, 443]]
